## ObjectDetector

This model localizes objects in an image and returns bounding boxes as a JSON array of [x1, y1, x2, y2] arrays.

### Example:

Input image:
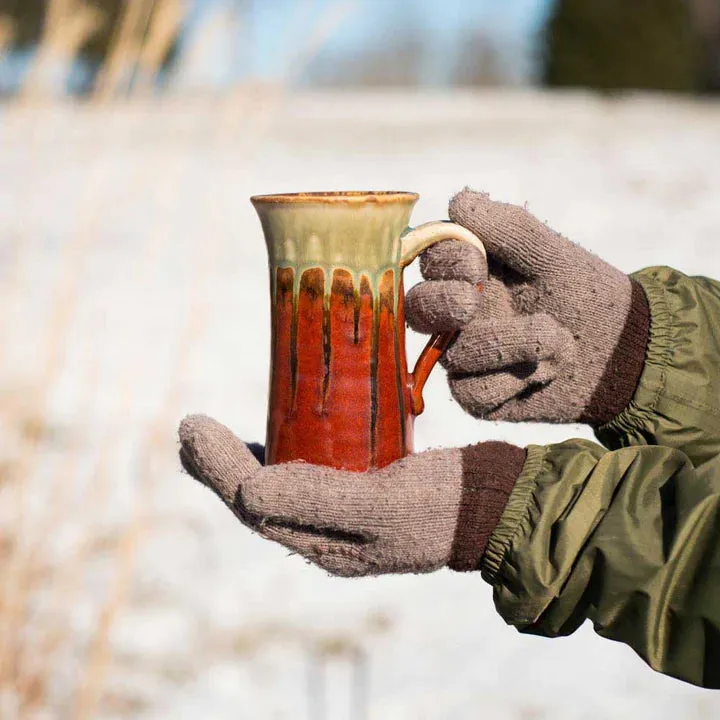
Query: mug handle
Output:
[[400, 221, 486, 415]]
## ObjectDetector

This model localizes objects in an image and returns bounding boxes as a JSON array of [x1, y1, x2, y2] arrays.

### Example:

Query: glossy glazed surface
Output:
[[256, 194, 417, 471]]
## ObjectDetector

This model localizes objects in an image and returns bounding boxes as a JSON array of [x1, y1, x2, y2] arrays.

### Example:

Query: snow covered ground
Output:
[[2, 88, 720, 718]]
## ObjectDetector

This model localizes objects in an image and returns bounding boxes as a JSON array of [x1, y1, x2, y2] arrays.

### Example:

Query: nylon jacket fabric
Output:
[[483, 266, 720, 688]]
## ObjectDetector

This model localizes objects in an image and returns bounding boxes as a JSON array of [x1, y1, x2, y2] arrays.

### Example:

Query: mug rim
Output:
[[251, 190, 419, 205]]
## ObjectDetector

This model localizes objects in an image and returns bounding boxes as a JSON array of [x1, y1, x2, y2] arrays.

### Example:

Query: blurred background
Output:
[[2, 1, 720, 718]]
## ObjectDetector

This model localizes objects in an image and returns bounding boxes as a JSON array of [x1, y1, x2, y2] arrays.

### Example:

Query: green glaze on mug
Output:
[[252, 191, 485, 472]]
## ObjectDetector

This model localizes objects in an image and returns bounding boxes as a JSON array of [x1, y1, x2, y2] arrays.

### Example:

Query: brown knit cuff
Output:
[[579, 279, 651, 426], [448, 441, 527, 572]]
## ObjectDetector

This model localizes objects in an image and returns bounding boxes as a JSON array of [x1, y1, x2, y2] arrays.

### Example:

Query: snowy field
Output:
[[2, 89, 720, 718]]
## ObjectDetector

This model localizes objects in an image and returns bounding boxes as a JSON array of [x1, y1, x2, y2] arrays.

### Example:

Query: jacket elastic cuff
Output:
[[593, 269, 675, 448], [480, 444, 547, 584], [448, 441, 527, 572]]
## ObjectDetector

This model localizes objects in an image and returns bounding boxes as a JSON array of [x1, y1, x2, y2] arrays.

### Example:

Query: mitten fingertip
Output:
[[419, 239, 488, 284], [177, 413, 262, 506]]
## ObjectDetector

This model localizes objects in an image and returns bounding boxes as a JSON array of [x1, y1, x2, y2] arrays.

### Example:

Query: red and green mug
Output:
[[252, 191, 486, 471]]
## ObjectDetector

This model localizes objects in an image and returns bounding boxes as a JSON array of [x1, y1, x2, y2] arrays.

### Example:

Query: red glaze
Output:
[[266, 267, 414, 471]]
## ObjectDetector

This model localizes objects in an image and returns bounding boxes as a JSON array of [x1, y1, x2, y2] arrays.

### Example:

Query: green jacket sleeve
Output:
[[484, 267, 720, 688], [595, 266, 720, 466], [483, 441, 720, 688]]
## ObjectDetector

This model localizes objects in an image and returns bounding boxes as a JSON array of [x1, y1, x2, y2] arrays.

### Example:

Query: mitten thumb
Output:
[[178, 414, 261, 509]]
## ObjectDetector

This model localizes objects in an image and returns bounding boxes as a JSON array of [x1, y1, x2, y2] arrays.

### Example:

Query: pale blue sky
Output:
[[0, 0, 554, 93], [190, 0, 553, 85]]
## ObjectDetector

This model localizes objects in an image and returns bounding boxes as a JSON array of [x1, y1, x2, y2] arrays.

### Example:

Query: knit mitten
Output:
[[405, 188, 651, 425], [179, 415, 526, 576]]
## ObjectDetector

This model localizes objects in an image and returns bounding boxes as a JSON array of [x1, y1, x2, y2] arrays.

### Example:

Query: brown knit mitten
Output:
[[179, 415, 526, 576], [405, 188, 651, 425]]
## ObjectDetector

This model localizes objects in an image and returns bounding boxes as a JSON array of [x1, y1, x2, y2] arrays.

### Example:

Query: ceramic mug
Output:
[[252, 191, 486, 471]]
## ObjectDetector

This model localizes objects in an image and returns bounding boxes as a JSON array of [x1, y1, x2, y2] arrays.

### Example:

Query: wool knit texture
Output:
[[179, 414, 522, 577], [449, 441, 527, 572], [405, 188, 650, 425]]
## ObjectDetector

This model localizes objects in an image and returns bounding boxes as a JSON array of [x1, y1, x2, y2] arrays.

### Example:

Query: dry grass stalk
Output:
[[11, 364, 104, 708], [5, 363, 100, 716], [0, 15, 15, 55], [0, 223, 94, 698], [0, 2, 354, 714], [70, 103, 217, 714], [0, 202, 107, 714], [166, 1, 232, 98], [21, 0, 104, 100], [134, 0, 184, 93], [72, 490, 145, 720], [213, 0, 355, 150], [0, 101, 164, 716], [68, 120, 198, 715], [285, 0, 357, 83], [93, 0, 156, 101]]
